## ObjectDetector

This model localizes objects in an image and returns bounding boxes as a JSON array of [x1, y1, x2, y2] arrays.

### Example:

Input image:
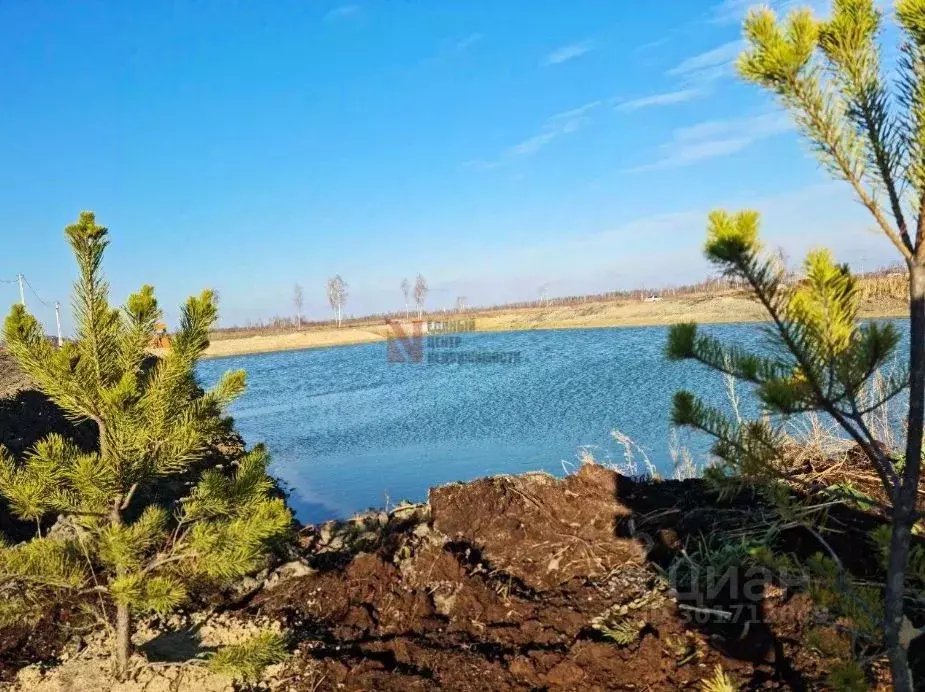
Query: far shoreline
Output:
[[202, 291, 910, 360]]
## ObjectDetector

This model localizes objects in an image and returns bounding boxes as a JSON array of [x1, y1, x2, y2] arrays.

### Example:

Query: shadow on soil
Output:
[[141, 621, 218, 663]]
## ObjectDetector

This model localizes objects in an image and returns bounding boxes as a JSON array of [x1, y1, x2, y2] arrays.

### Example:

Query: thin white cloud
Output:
[[666, 40, 743, 84], [502, 182, 896, 300], [465, 101, 602, 168], [547, 101, 602, 124], [636, 37, 671, 52], [455, 33, 484, 51], [708, 0, 758, 24], [632, 138, 754, 171], [423, 33, 485, 66], [509, 131, 559, 156], [628, 112, 794, 171], [544, 41, 594, 66], [325, 4, 362, 21], [461, 159, 502, 170], [615, 88, 706, 112], [507, 101, 600, 155], [674, 112, 793, 141]]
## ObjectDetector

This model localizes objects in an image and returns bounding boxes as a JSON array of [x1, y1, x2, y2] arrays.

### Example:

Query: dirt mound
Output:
[[249, 463, 888, 690], [429, 466, 645, 590]]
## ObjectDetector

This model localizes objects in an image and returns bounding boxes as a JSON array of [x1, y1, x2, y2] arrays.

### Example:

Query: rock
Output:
[[355, 530, 378, 545], [432, 590, 456, 616], [263, 560, 315, 590], [318, 523, 335, 545], [229, 567, 269, 600]]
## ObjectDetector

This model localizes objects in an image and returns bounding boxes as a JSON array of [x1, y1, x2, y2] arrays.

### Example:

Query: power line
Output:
[[4, 274, 63, 345], [21, 275, 54, 309]]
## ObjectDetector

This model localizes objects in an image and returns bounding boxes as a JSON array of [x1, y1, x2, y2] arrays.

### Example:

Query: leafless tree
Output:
[[400, 278, 410, 319], [413, 274, 428, 319], [293, 283, 304, 330], [326, 275, 348, 327]]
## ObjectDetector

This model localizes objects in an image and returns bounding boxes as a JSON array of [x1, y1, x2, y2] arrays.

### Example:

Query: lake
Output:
[[196, 322, 904, 524]]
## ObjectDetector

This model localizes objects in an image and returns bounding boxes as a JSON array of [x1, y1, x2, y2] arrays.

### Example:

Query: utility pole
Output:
[[55, 302, 62, 346], [17, 273, 25, 306]]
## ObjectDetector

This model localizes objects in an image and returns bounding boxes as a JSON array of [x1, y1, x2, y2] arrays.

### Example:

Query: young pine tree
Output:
[[666, 2, 925, 688], [0, 212, 291, 679]]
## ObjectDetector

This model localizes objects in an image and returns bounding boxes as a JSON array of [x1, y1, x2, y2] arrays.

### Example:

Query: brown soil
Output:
[[244, 464, 905, 690]]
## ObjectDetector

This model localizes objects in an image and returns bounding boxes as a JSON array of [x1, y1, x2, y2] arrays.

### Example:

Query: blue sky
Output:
[[0, 0, 904, 330]]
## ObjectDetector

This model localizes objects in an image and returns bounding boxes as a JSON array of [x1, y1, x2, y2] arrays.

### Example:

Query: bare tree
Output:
[[326, 275, 348, 327], [400, 278, 410, 319], [413, 274, 428, 319], [293, 283, 304, 330]]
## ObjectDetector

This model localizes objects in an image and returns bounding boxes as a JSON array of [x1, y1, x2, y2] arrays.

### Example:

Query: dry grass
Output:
[[604, 431, 660, 479], [857, 272, 908, 301]]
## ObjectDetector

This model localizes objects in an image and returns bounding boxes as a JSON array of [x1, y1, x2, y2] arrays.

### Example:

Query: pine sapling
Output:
[[667, 2, 925, 687], [0, 212, 291, 679]]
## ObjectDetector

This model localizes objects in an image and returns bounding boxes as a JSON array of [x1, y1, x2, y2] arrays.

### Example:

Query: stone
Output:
[[263, 560, 316, 590]]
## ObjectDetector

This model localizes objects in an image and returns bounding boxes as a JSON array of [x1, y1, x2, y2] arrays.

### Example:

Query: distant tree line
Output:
[[209, 263, 907, 337]]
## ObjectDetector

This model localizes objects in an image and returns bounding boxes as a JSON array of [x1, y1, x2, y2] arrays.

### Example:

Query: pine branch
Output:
[[677, 208, 901, 498], [66, 213, 121, 395], [667, 323, 787, 385], [120, 285, 161, 374], [896, 1, 925, 253], [739, 7, 915, 261], [819, 0, 912, 250], [209, 631, 288, 684], [730, 235, 898, 494]]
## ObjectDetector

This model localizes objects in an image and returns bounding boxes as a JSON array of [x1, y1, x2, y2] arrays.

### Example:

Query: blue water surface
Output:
[[197, 322, 907, 524]]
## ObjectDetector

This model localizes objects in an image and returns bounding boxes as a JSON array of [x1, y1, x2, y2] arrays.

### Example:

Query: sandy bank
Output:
[[204, 291, 910, 359]]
